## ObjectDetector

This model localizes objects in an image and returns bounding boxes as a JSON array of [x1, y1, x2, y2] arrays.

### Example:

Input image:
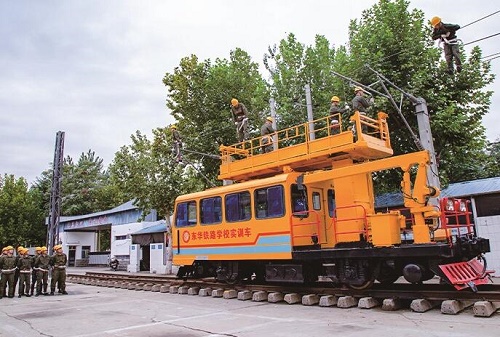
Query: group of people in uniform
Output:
[[0, 244, 68, 299]]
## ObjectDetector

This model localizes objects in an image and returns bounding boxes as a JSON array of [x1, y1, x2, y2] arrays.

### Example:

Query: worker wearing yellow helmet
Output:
[[17, 247, 33, 297], [260, 116, 275, 153], [431, 16, 462, 74], [329, 95, 349, 135], [352, 86, 373, 115], [35, 246, 51, 296], [30, 247, 43, 295], [230, 98, 249, 142], [0, 245, 17, 298], [50, 244, 68, 295]]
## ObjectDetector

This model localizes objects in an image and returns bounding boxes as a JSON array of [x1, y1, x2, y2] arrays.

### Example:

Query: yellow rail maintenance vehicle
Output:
[[172, 110, 492, 290]]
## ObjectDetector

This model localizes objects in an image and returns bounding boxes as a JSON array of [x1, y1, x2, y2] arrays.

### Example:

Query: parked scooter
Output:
[[110, 256, 119, 271]]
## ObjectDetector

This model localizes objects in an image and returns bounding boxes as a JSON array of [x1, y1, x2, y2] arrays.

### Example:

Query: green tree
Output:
[[163, 49, 269, 185], [0, 174, 46, 248], [347, 0, 495, 187], [109, 129, 200, 220], [264, 33, 345, 128]]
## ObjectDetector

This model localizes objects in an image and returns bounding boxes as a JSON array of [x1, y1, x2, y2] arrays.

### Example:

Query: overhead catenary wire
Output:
[[463, 32, 500, 46], [460, 10, 500, 30], [484, 54, 500, 62], [482, 51, 500, 59]]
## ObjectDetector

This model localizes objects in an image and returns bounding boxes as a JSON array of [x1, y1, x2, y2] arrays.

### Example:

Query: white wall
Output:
[[476, 215, 500, 276], [61, 231, 96, 258], [150, 243, 167, 274], [111, 222, 152, 258]]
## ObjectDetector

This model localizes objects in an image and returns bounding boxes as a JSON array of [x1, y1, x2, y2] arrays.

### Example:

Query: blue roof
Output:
[[131, 221, 167, 235], [375, 176, 500, 208], [59, 200, 139, 222], [441, 176, 500, 198]]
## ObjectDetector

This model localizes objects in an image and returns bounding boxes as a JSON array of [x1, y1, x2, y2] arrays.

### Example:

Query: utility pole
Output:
[[304, 84, 315, 140], [269, 97, 278, 151], [47, 131, 65, 253]]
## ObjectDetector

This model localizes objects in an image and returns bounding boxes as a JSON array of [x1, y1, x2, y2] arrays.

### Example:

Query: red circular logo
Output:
[[182, 231, 190, 243]]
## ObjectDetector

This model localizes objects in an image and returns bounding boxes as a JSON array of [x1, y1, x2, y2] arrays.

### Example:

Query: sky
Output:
[[1, 1, 499, 186]]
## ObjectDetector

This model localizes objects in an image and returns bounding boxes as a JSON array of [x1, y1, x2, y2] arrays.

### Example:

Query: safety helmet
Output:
[[331, 96, 340, 102], [20, 248, 29, 255], [266, 116, 273, 122], [17, 246, 24, 252], [35, 246, 42, 252], [354, 87, 363, 93], [1, 246, 8, 252], [6, 245, 14, 251], [41, 246, 48, 252], [54, 245, 62, 251], [430, 16, 441, 27], [170, 125, 177, 129], [231, 98, 239, 106]]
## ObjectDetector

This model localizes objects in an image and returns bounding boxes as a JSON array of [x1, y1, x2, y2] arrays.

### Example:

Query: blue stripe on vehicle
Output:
[[175, 234, 291, 256]]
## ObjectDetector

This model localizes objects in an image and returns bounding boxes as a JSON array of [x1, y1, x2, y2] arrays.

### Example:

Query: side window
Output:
[[200, 197, 222, 225], [175, 201, 197, 227], [312, 192, 321, 210], [327, 189, 336, 217], [225, 192, 251, 222], [291, 184, 308, 216], [255, 185, 284, 219]]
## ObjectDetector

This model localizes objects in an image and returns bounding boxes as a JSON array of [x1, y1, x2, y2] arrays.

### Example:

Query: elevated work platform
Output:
[[218, 111, 393, 181]]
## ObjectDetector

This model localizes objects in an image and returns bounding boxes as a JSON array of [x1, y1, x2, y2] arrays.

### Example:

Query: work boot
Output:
[[18, 295, 22, 298], [35, 293, 40, 297], [62, 291, 68, 295], [49, 291, 54, 296], [25, 293, 31, 297], [43, 292, 49, 296]]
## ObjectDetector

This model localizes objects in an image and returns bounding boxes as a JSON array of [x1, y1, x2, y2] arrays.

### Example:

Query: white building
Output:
[[55, 200, 170, 273]]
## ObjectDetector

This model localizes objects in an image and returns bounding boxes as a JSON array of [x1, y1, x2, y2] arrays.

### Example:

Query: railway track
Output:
[[67, 272, 500, 317]]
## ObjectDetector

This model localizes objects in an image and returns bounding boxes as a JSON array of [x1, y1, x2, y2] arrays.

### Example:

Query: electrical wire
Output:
[[484, 54, 500, 62], [463, 32, 500, 46], [481, 51, 500, 59], [460, 10, 500, 29]]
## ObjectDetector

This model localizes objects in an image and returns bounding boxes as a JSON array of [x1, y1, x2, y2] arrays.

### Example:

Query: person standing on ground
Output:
[[17, 248, 33, 298], [30, 246, 42, 296], [260, 116, 275, 153], [0, 246, 17, 298], [50, 245, 68, 295], [35, 246, 51, 296], [431, 16, 462, 74], [230, 98, 249, 142]]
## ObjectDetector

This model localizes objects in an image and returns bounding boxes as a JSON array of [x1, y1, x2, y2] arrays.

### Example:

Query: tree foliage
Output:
[[162, 49, 270, 185], [0, 174, 46, 248], [109, 129, 200, 220]]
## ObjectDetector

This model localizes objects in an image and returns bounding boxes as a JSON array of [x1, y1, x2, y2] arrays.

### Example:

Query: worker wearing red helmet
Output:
[[431, 16, 462, 74]]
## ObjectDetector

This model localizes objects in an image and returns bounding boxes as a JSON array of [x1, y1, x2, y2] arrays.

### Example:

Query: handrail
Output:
[[220, 112, 390, 163], [332, 204, 369, 243], [289, 210, 322, 246]]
